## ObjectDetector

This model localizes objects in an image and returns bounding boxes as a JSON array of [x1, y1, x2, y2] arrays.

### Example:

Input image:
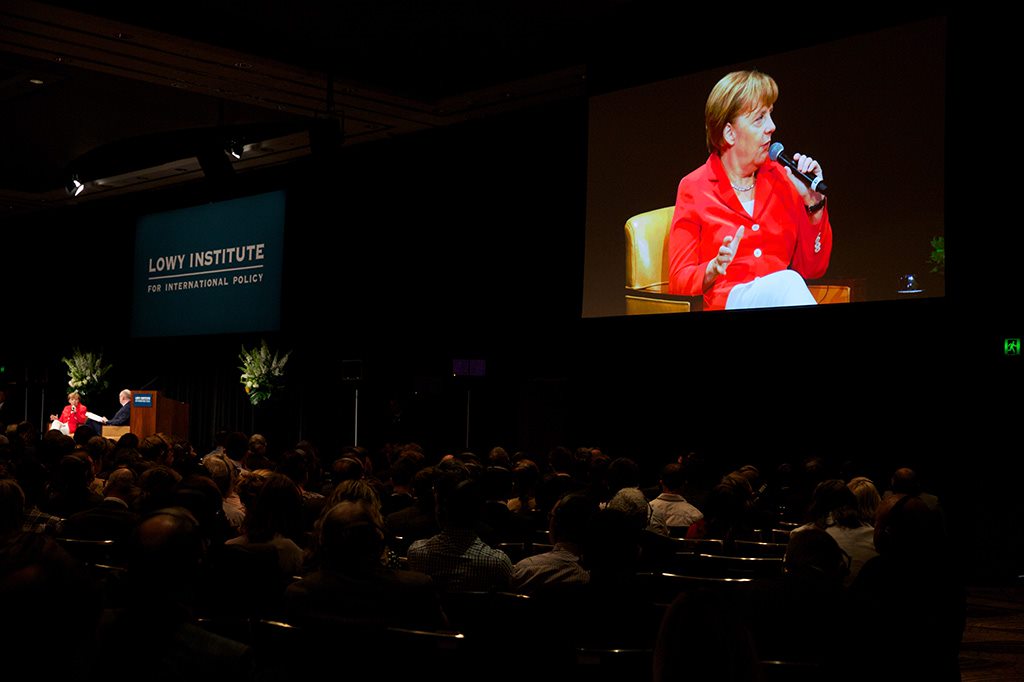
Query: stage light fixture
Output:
[[227, 140, 244, 160], [65, 173, 85, 196], [197, 144, 236, 183]]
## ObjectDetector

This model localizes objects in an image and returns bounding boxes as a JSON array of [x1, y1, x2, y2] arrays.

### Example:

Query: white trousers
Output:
[[725, 270, 817, 310]]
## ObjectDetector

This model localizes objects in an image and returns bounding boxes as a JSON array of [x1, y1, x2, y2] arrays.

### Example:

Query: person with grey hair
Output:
[[607, 486, 666, 535], [607, 486, 678, 570], [201, 452, 244, 533], [101, 389, 132, 426]]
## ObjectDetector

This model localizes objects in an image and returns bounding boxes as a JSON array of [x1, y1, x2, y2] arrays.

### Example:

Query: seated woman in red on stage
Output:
[[50, 391, 88, 435], [668, 70, 832, 311]]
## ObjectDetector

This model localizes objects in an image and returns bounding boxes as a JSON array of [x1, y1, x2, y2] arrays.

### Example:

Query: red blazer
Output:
[[668, 153, 832, 310], [59, 404, 88, 433]]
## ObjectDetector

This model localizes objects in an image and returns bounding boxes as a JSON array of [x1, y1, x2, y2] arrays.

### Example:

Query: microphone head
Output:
[[768, 142, 785, 162]]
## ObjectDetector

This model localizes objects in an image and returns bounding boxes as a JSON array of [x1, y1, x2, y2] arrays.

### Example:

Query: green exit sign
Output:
[[1006, 339, 1021, 356]]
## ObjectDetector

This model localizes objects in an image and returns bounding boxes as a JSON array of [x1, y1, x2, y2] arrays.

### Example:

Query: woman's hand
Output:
[[785, 152, 824, 205], [704, 225, 745, 289]]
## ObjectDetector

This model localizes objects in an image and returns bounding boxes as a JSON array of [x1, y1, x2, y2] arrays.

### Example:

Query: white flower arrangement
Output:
[[239, 340, 291, 405], [62, 348, 111, 398]]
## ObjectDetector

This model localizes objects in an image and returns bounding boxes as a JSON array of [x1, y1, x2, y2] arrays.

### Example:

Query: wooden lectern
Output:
[[101, 390, 189, 442]]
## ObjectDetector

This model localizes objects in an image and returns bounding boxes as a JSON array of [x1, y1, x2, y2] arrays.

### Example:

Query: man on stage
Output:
[[102, 389, 132, 426]]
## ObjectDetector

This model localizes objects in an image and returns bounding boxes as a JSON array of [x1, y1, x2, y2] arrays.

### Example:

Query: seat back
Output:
[[55, 537, 126, 567], [624, 206, 674, 292], [624, 207, 694, 314], [731, 540, 788, 557]]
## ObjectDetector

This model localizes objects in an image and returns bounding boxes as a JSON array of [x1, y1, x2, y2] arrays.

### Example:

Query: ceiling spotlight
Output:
[[65, 174, 85, 196], [198, 145, 235, 182]]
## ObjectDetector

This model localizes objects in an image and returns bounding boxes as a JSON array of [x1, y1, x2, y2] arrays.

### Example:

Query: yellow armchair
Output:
[[624, 207, 697, 314]]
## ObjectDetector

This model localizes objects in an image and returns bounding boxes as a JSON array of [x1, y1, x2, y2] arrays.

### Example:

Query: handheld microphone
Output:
[[768, 142, 828, 195]]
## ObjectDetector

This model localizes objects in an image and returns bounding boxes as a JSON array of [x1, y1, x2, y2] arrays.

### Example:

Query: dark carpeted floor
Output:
[[960, 584, 1024, 681]]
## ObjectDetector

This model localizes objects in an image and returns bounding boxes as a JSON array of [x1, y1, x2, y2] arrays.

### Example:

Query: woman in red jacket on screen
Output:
[[668, 70, 831, 311], [50, 391, 88, 435]]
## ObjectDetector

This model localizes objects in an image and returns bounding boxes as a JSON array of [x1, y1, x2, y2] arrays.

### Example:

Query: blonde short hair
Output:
[[67, 391, 81, 401], [705, 70, 778, 154], [847, 476, 881, 526]]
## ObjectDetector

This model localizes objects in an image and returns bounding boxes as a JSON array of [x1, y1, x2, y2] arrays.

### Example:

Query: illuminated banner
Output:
[[131, 191, 286, 337]]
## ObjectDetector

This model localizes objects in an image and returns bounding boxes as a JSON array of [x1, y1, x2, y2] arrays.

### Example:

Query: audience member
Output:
[[286, 499, 447, 630], [325, 455, 364, 494], [534, 506, 661, 650], [138, 433, 173, 468], [385, 465, 440, 555], [1, 478, 101, 676], [686, 474, 759, 545], [201, 451, 245, 533], [536, 446, 578, 516], [649, 462, 704, 533], [511, 493, 595, 594], [506, 458, 541, 515], [279, 448, 327, 530], [92, 506, 253, 681], [747, 527, 855, 674], [407, 460, 512, 592], [606, 485, 675, 569], [486, 446, 512, 469], [228, 472, 305, 576], [654, 588, 760, 682], [175, 473, 235, 548], [135, 465, 183, 514], [61, 466, 139, 543], [42, 452, 104, 517], [381, 453, 418, 517], [246, 433, 274, 471], [478, 464, 529, 544], [847, 476, 881, 526], [850, 491, 966, 680], [15, 457, 65, 535], [793, 479, 877, 586]]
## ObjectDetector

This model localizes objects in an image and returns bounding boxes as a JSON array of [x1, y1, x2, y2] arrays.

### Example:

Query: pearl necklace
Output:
[[731, 176, 755, 192]]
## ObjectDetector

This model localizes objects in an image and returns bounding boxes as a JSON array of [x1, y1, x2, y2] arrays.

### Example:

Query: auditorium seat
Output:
[[667, 553, 785, 579], [731, 540, 789, 557], [635, 571, 756, 607], [576, 646, 654, 682], [55, 536, 126, 567]]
